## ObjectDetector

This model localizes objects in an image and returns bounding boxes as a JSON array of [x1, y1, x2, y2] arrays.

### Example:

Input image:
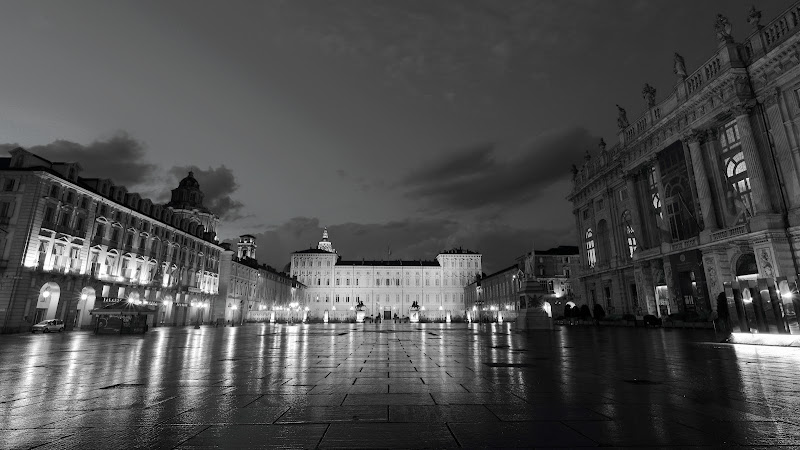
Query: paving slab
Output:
[[1, 323, 799, 447]]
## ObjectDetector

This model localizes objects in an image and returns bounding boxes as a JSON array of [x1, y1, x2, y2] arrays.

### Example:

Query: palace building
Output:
[[0, 147, 223, 332], [289, 228, 481, 320], [568, 5, 800, 318], [464, 246, 580, 321], [216, 235, 305, 325]]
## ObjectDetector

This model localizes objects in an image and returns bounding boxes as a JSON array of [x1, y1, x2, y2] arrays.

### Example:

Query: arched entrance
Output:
[[35, 282, 61, 323], [75, 287, 96, 329], [735, 253, 758, 282]]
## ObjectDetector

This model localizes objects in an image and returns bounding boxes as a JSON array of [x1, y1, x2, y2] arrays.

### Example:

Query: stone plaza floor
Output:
[[1, 323, 799, 449]]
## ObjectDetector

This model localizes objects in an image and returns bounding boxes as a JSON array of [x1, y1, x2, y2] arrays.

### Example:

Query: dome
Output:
[[178, 171, 200, 189]]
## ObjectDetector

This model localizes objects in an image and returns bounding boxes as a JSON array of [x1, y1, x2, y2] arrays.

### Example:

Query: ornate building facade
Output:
[[464, 246, 580, 320], [568, 6, 800, 318], [0, 147, 222, 332], [216, 235, 304, 324], [290, 228, 481, 320]]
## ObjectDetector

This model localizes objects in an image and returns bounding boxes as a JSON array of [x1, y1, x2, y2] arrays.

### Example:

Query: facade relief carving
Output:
[[757, 247, 775, 278]]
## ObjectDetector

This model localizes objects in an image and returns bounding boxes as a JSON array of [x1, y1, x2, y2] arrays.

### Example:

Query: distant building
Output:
[[464, 245, 580, 320], [0, 147, 222, 333], [216, 235, 304, 325], [289, 228, 481, 320], [568, 5, 800, 318]]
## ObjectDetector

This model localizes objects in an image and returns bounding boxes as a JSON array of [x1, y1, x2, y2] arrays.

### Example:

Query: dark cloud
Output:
[[243, 216, 576, 275], [168, 165, 245, 220], [0, 133, 157, 187], [400, 127, 597, 210]]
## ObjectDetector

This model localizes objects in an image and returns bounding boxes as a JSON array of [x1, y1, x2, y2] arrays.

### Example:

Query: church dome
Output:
[[178, 171, 200, 189], [167, 171, 209, 212]]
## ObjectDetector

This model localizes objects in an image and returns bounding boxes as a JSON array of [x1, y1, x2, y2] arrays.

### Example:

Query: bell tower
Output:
[[317, 227, 334, 253], [237, 235, 257, 260]]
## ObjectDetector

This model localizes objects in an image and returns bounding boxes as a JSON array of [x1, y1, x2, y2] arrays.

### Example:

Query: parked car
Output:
[[31, 319, 64, 333]]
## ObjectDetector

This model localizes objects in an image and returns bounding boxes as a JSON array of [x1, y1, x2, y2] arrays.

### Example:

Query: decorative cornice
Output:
[[682, 129, 706, 145]]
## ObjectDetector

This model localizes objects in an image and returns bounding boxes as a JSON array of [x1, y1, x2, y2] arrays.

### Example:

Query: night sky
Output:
[[0, 0, 793, 273]]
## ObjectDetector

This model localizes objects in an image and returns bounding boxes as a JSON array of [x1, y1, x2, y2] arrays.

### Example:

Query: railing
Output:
[[670, 237, 698, 252], [710, 223, 750, 242]]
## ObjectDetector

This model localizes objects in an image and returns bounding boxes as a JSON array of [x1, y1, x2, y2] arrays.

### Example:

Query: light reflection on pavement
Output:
[[1, 323, 799, 448]]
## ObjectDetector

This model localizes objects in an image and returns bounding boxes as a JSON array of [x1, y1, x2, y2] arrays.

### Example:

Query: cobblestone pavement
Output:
[[1, 323, 799, 449]]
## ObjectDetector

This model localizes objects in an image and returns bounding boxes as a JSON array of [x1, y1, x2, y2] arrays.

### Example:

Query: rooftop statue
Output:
[[748, 6, 762, 30], [616, 104, 629, 129], [674, 52, 687, 78], [715, 14, 732, 42], [642, 83, 657, 107]]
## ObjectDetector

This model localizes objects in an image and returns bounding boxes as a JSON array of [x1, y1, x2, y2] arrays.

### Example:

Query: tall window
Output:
[[585, 229, 596, 268], [648, 167, 662, 220], [621, 210, 637, 259], [719, 119, 753, 220]]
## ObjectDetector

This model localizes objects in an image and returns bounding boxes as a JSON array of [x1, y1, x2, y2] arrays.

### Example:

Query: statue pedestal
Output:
[[515, 280, 553, 331], [323, 310, 329, 324], [356, 310, 365, 323], [409, 309, 420, 323], [445, 311, 451, 323], [514, 307, 553, 330], [269, 311, 275, 324]]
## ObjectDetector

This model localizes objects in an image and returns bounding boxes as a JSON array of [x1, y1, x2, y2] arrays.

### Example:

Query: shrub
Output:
[[579, 305, 592, 319], [643, 315, 661, 326], [622, 314, 636, 321], [593, 304, 606, 321]]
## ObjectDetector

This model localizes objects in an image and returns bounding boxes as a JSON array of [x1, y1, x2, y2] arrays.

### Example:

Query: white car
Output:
[[31, 319, 65, 333]]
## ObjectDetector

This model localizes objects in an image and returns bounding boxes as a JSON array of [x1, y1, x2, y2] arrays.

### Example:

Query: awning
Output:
[[90, 300, 157, 316]]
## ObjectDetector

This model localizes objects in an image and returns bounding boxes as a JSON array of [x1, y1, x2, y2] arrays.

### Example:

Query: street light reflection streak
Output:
[[729, 333, 800, 347]]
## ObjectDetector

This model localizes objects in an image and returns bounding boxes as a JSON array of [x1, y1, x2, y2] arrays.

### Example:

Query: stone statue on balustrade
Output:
[[715, 14, 733, 43], [748, 6, 762, 30], [674, 52, 687, 78], [616, 104, 629, 129], [642, 83, 657, 108]]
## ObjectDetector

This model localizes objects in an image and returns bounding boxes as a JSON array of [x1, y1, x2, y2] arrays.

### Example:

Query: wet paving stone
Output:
[[1, 324, 799, 447]]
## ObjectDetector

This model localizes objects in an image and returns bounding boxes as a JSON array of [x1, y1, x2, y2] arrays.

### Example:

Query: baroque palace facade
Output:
[[217, 234, 304, 325], [569, 6, 800, 318], [290, 229, 481, 320], [0, 147, 223, 332], [464, 246, 580, 320]]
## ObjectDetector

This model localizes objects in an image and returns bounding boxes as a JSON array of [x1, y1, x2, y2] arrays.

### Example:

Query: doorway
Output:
[[383, 310, 391, 320]]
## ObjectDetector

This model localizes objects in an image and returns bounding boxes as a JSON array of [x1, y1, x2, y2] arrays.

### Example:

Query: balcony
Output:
[[670, 237, 699, 252], [710, 224, 750, 242]]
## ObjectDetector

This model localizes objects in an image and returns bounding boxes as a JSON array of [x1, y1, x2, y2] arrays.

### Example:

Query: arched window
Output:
[[621, 210, 637, 259], [585, 229, 596, 268], [719, 119, 753, 221]]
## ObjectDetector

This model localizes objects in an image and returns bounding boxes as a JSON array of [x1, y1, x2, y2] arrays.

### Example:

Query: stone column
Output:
[[650, 159, 672, 244], [763, 90, 800, 211], [684, 130, 718, 231], [733, 105, 772, 214], [624, 174, 646, 250]]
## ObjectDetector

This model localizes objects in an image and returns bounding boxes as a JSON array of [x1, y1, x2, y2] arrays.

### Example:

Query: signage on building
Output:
[[101, 297, 158, 306]]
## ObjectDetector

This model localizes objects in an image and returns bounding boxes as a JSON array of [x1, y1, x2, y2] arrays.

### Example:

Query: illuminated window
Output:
[[621, 210, 637, 259], [585, 229, 596, 268], [718, 119, 753, 220]]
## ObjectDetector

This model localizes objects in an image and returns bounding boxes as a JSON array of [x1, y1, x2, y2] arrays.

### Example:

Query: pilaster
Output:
[[733, 104, 773, 215], [684, 130, 718, 232]]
